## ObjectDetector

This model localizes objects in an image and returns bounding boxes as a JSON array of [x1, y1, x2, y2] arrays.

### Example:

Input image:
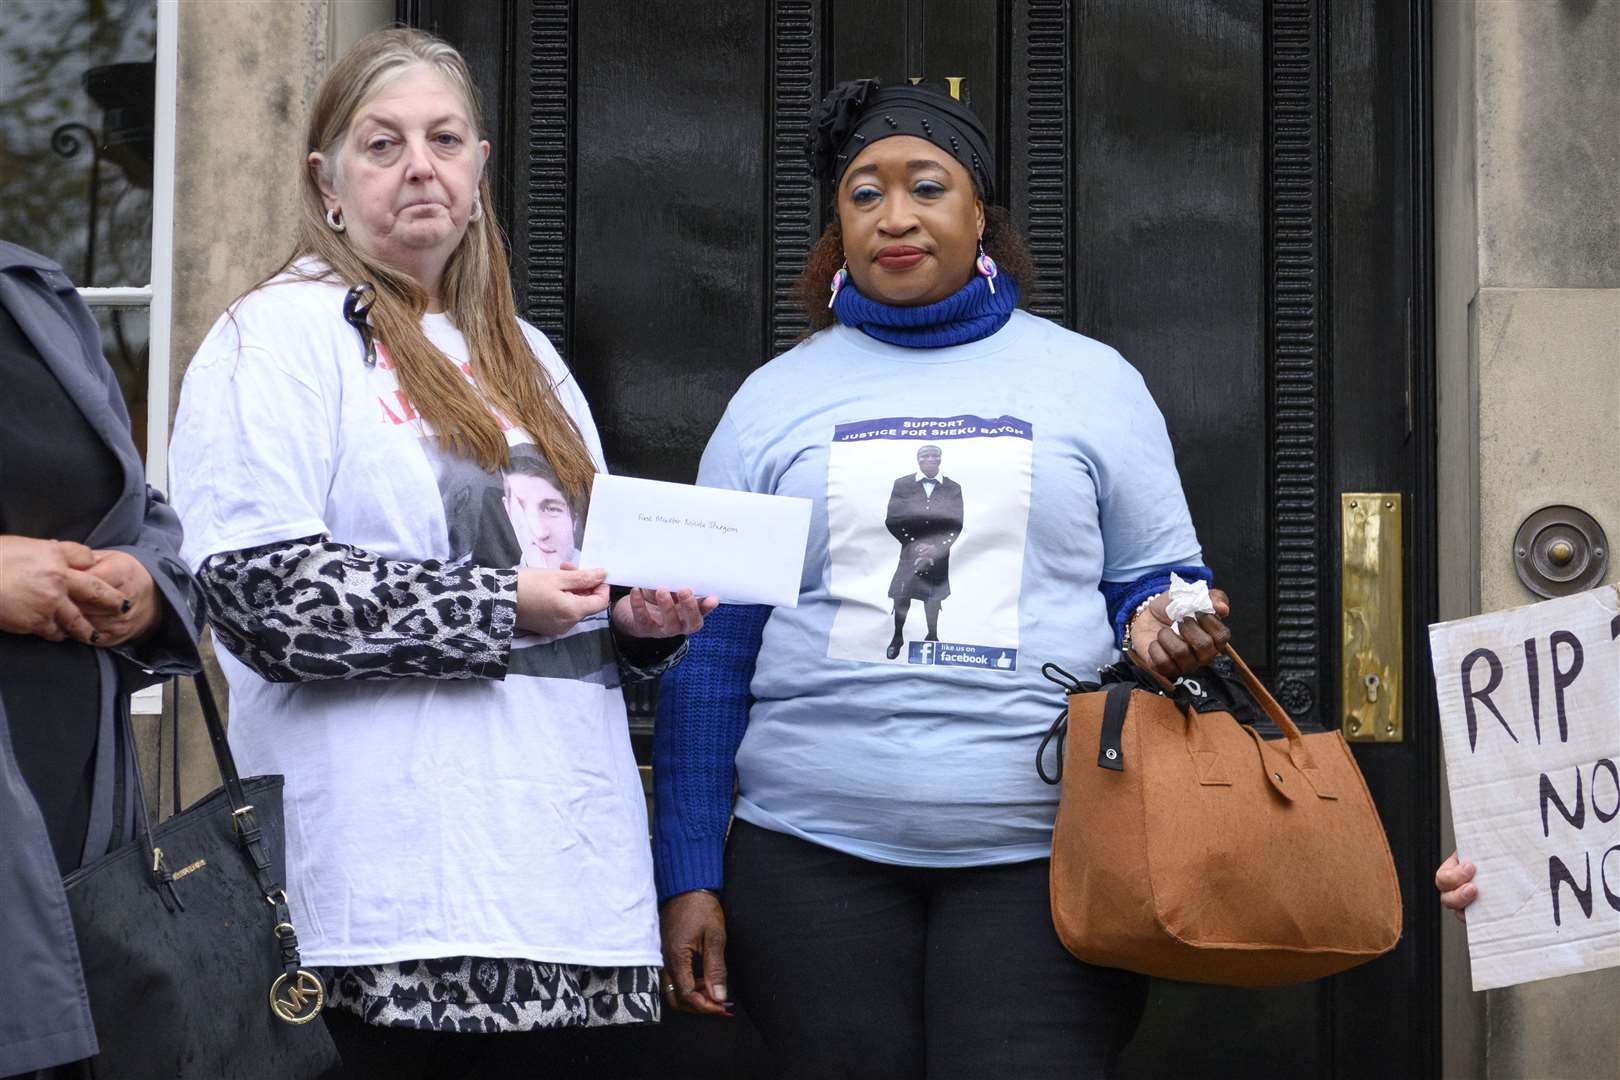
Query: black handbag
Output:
[[61, 673, 339, 1079]]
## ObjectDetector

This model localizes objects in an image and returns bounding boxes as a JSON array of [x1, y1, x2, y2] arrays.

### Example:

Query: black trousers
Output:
[[724, 820, 1148, 1080], [322, 1010, 665, 1080], [321, 999, 776, 1080]]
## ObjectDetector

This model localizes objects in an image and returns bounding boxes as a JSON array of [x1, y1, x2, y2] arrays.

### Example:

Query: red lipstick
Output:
[[875, 245, 927, 270]]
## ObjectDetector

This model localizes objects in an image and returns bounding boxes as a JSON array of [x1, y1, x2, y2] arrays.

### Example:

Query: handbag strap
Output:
[[1037, 678, 1136, 781], [168, 680, 182, 819], [1135, 644, 1307, 743], [1129, 643, 1321, 783], [1218, 645, 1306, 744], [1096, 681, 1132, 772], [190, 671, 253, 820], [188, 672, 307, 980]]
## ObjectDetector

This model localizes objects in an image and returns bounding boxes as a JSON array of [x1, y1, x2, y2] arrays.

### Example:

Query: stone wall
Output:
[[1435, 2, 1620, 1077], [141, 0, 392, 810]]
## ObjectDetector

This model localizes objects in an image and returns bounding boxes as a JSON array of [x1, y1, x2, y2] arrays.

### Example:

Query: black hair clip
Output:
[[341, 282, 377, 368]]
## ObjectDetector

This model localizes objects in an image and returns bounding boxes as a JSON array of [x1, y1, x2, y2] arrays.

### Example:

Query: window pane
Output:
[[0, 0, 157, 287], [92, 305, 150, 461]]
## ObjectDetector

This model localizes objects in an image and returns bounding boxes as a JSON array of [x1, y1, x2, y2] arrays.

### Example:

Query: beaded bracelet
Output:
[[1121, 594, 1163, 656]]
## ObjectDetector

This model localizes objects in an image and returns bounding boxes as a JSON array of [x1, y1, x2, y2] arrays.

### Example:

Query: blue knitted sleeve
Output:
[[652, 602, 769, 901], [1100, 564, 1213, 649]]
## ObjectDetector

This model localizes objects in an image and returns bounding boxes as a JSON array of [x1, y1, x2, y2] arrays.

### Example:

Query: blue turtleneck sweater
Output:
[[831, 272, 1019, 348]]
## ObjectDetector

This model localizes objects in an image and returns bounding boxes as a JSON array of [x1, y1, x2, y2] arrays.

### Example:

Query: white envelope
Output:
[[578, 474, 811, 607]]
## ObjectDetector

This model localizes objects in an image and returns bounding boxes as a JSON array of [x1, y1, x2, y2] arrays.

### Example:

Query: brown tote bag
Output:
[[1044, 644, 1402, 987]]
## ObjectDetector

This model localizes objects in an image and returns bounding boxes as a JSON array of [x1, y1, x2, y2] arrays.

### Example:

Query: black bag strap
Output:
[[1096, 681, 1132, 772], [1036, 680, 1135, 782], [1036, 706, 1067, 785], [167, 680, 182, 819], [188, 672, 305, 979], [1036, 663, 1088, 785], [191, 671, 251, 817]]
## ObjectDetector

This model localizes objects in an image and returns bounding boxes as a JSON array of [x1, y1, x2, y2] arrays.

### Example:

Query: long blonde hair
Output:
[[247, 28, 593, 498]]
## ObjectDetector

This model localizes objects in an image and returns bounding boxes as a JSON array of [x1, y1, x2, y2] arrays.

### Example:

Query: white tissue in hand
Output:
[[1164, 572, 1215, 636]]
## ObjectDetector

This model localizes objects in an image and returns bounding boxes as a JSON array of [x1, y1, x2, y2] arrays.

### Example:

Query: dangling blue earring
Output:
[[828, 260, 849, 308], [975, 242, 998, 295]]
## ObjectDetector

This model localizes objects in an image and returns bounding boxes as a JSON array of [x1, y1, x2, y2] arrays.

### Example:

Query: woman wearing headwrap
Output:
[[654, 82, 1233, 1077]]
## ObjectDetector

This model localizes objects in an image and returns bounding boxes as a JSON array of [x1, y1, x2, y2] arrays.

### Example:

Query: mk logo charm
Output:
[[269, 969, 325, 1024]]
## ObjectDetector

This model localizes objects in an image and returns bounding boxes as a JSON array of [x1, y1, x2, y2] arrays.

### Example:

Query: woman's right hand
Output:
[[660, 889, 731, 1016], [1436, 850, 1478, 922], [514, 565, 610, 637], [0, 535, 129, 643]]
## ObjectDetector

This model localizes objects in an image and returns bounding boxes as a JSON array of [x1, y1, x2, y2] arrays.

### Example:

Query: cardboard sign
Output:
[[1429, 585, 1620, 991]]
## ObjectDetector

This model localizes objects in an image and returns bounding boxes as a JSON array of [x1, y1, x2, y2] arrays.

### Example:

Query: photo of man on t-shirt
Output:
[[502, 448, 579, 570], [883, 444, 964, 659]]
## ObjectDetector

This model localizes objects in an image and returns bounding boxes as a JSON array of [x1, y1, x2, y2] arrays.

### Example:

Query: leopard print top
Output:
[[322, 956, 660, 1033], [199, 534, 685, 684], [199, 535, 516, 681]]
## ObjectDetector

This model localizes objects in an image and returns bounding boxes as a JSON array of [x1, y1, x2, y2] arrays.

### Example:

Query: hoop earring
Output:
[[975, 242, 998, 295], [827, 260, 849, 309], [468, 197, 484, 224], [325, 207, 345, 233]]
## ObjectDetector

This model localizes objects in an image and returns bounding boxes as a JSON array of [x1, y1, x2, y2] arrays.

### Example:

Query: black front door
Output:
[[409, 2, 1440, 1075]]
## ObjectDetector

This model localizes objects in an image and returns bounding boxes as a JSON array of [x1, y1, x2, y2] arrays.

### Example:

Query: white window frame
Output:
[[75, 0, 177, 492], [74, 1, 176, 717]]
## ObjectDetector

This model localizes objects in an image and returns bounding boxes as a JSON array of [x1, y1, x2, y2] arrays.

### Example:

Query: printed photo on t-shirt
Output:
[[825, 414, 1033, 671], [372, 346, 615, 685]]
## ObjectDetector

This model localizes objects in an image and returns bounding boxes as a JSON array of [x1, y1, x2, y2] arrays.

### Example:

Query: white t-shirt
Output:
[[169, 267, 658, 968]]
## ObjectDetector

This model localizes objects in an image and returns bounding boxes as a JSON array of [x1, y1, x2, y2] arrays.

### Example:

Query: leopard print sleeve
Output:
[[614, 631, 688, 683], [199, 534, 517, 683]]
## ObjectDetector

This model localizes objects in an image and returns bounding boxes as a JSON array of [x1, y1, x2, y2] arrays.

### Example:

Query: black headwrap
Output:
[[806, 79, 996, 201]]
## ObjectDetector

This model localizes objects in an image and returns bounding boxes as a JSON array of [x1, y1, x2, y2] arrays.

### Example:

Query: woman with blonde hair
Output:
[[169, 28, 712, 1077]]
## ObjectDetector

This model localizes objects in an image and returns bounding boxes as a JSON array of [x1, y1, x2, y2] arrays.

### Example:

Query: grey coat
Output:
[[0, 242, 204, 1075]]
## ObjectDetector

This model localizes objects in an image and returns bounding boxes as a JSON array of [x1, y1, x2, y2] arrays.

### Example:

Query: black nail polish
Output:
[[90, 631, 101, 643], [121, 599, 132, 613]]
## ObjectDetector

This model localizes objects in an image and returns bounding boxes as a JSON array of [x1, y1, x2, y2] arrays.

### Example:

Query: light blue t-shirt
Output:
[[699, 311, 1202, 866]]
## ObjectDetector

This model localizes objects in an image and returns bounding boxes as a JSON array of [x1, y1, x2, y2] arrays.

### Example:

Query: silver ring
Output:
[[661, 982, 677, 996]]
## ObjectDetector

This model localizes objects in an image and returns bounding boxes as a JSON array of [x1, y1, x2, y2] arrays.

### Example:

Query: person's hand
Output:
[[83, 549, 162, 647], [1436, 851, 1477, 923], [659, 890, 730, 1017], [515, 565, 610, 637], [611, 587, 719, 639], [0, 536, 127, 644], [1129, 588, 1232, 678]]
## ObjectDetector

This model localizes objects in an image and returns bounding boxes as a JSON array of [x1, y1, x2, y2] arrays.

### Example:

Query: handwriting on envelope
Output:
[[578, 474, 812, 608]]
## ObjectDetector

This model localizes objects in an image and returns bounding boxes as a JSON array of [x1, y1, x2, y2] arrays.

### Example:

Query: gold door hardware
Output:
[[1342, 494, 1403, 742]]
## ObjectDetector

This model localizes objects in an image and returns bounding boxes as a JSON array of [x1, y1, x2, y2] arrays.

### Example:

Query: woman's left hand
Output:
[[611, 587, 719, 639], [1129, 588, 1232, 678], [82, 550, 161, 648]]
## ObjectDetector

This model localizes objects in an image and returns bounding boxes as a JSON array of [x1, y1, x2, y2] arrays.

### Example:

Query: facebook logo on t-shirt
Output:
[[908, 641, 1018, 671]]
